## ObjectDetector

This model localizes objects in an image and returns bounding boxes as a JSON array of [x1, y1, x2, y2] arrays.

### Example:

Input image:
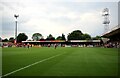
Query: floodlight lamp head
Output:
[[14, 14, 19, 19], [103, 8, 109, 12]]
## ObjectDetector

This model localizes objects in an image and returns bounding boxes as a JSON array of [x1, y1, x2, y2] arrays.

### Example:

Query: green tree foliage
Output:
[[32, 33, 42, 41], [56, 33, 66, 40], [67, 30, 83, 40], [92, 36, 101, 40], [40, 37, 45, 41], [2, 38, 8, 42], [67, 30, 92, 40], [56, 36, 62, 40], [46, 34, 55, 40], [17, 33, 28, 43], [9, 37, 14, 43], [62, 33, 66, 40], [0, 37, 2, 42], [82, 33, 91, 40]]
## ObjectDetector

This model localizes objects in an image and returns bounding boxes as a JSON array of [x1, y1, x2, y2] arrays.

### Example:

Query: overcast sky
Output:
[[0, 0, 119, 39]]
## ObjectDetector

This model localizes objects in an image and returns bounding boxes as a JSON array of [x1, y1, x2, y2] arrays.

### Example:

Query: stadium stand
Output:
[[102, 24, 120, 48], [22, 40, 101, 48]]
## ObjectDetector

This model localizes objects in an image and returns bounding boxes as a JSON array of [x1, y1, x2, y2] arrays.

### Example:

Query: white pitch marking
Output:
[[3, 52, 66, 77]]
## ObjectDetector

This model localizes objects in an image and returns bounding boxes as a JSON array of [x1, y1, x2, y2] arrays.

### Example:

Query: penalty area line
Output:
[[3, 52, 66, 77]]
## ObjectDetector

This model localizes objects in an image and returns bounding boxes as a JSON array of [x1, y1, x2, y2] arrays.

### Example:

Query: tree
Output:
[[46, 34, 55, 40], [62, 33, 66, 40], [56, 34, 66, 40], [32, 33, 42, 41], [9, 37, 14, 43], [40, 37, 45, 41], [67, 30, 83, 40], [17, 33, 28, 43], [92, 36, 101, 40], [95, 36, 101, 40], [0, 37, 2, 42], [82, 34, 91, 40], [2, 38, 8, 42], [56, 36, 62, 40]]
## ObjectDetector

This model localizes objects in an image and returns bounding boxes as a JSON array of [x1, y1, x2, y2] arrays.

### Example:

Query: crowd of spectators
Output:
[[0, 41, 119, 48], [104, 41, 120, 48]]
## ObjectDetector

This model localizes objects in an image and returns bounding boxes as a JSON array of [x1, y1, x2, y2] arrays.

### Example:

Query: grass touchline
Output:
[[3, 52, 66, 77]]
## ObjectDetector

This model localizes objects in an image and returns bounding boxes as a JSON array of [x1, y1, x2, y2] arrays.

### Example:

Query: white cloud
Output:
[[1, 0, 118, 39], [1, 0, 119, 2]]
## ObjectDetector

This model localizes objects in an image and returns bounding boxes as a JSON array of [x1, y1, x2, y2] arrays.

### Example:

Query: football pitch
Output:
[[2, 47, 118, 77]]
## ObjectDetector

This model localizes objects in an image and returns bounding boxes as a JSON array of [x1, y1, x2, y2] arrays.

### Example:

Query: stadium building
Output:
[[22, 40, 101, 47], [102, 24, 120, 48]]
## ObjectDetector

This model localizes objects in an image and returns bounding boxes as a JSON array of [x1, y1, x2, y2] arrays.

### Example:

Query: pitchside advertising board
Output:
[[22, 40, 65, 43], [22, 40, 101, 43], [70, 40, 101, 42]]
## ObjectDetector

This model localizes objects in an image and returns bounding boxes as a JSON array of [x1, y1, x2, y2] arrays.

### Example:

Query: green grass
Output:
[[2, 47, 118, 76]]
